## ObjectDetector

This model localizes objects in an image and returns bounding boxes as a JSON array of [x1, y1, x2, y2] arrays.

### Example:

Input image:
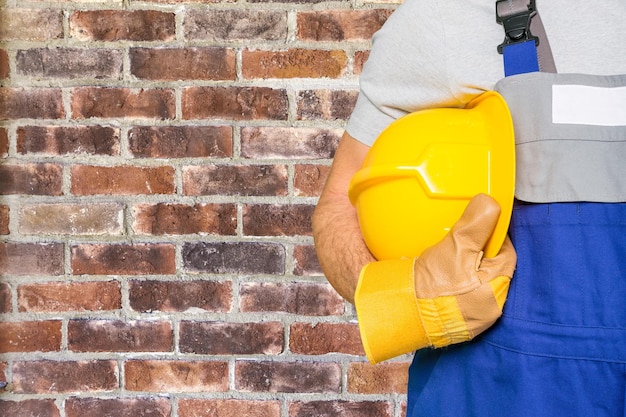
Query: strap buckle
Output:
[[496, 0, 539, 54]]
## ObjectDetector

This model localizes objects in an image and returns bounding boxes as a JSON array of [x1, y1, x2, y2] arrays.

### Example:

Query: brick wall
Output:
[[0, 0, 410, 416]]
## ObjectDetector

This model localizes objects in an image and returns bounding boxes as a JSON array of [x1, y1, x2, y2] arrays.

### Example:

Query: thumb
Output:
[[449, 194, 501, 254]]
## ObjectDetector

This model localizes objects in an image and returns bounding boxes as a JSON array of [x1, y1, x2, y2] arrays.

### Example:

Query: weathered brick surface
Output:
[[68, 319, 173, 352], [289, 322, 364, 355], [239, 282, 343, 316], [180, 321, 283, 355], [0, 0, 404, 412], [179, 399, 281, 417], [71, 243, 176, 275], [66, 398, 171, 417], [129, 126, 232, 158], [13, 360, 117, 393], [131, 47, 236, 81], [235, 361, 341, 393], [0, 321, 61, 353], [17, 125, 120, 156], [18, 281, 121, 312], [71, 165, 175, 195], [125, 360, 229, 392], [129, 280, 232, 313]]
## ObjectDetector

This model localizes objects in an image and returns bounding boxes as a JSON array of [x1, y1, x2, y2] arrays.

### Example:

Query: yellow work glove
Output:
[[355, 194, 517, 363]]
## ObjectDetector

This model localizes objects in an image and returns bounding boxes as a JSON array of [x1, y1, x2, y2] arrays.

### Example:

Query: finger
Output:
[[450, 193, 502, 253]]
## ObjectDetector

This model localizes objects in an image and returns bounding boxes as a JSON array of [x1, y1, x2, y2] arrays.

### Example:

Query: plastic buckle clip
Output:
[[496, 0, 539, 54]]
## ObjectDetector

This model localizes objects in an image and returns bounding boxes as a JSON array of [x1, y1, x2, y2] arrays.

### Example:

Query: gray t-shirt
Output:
[[347, 0, 626, 146]]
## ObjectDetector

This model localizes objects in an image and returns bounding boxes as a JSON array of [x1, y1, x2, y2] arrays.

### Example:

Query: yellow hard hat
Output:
[[348, 91, 515, 260]]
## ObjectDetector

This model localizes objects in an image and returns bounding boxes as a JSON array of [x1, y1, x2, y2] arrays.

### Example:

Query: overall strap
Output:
[[496, 0, 556, 76]]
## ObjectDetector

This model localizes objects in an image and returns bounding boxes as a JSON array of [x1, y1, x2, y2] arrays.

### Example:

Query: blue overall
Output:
[[406, 10, 626, 416]]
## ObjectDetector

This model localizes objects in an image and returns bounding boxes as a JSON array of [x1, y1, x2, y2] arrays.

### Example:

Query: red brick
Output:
[[72, 87, 175, 119], [129, 280, 232, 313], [293, 245, 323, 276], [240, 127, 341, 159], [179, 399, 281, 417], [0, 400, 60, 417], [17, 48, 123, 79], [70, 10, 175, 41], [17, 125, 120, 156], [182, 86, 288, 120], [243, 204, 314, 236], [71, 165, 175, 195], [0, 88, 64, 120], [0, 127, 7, 157], [243, 49, 347, 79], [71, 243, 176, 275], [347, 362, 410, 394], [131, 47, 236, 81], [68, 319, 173, 352], [183, 242, 285, 275], [180, 321, 283, 355], [240, 282, 343, 316], [0, 321, 61, 353], [13, 360, 117, 393], [0, 283, 10, 313], [183, 165, 287, 197], [297, 10, 393, 41], [0, 205, 8, 235], [0, 49, 8, 79], [294, 164, 331, 197], [297, 90, 358, 121], [290, 322, 364, 356], [0, 163, 63, 196], [129, 126, 232, 158], [0, 9, 63, 41], [354, 51, 370, 75], [19, 203, 124, 235], [125, 360, 229, 392], [185, 9, 286, 41], [0, 242, 64, 276], [289, 401, 393, 417], [235, 361, 340, 393], [18, 281, 121, 312], [132, 203, 236, 235], [66, 397, 171, 417]]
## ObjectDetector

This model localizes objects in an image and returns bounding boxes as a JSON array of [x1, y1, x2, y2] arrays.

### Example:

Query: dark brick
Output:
[[294, 164, 331, 197], [0, 400, 60, 417], [240, 127, 340, 159], [0, 242, 64, 276], [180, 321, 283, 355], [0, 163, 63, 196], [243, 204, 314, 236], [289, 401, 393, 417], [184, 9, 287, 41], [239, 282, 343, 316], [289, 322, 364, 355], [129, 126, 232, 158], [0, 49, 8, 79], [70, 10, 176, 42], [297, 10, 393, 41], [182, 87, 288, 120], [72, 87, 175, 119], [179, 399, 281, 417], [183, 165, 287, 197], [0, 127, 7, 157], [0, 88, 64, 120], [132, 203, 237, 235], [293, 245, 323, 276], [297, 90, 358, 121], [17, 125, 120, 156], [235, 361, 340, 393], [130, 47, 236, 81], [13, 360, 117, 394], [66, 398, 171, 417], [71, 243, 176, 275], [125, 360, 229, 393], [182, 242, 285, 275], [0, 283, 10, 313], [16, 48, 123, 79], [0, 321, 61, 353], [68, 319, 173, 352], [129, 280, 232, 313]]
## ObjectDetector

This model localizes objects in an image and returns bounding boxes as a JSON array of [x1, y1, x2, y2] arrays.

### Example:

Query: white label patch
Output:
[[552, 85, 626, 126]]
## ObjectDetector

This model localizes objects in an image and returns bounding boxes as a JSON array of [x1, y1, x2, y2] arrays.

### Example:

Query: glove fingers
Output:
[[450, 194, 501, 255], [479, 236, 517, 279]]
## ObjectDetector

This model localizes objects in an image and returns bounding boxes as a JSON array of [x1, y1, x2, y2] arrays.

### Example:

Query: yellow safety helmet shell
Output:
[[348, 91, 515, 260]]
